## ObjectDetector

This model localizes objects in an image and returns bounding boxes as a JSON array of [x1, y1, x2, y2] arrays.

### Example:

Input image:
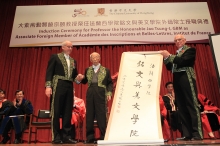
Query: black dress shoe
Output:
[[208, 133, 216, 139], [52, 140, 63, 144], [14, 139, 22, 144], [63, 138, 77, 144], [176, 137, 191, 141], [191, 137, 203, 141], [0, 136, 10, 144], [84, 139, 95, 144]]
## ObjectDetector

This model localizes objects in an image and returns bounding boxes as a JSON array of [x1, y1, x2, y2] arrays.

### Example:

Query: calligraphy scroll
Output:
[[98, 52, 163, 145]]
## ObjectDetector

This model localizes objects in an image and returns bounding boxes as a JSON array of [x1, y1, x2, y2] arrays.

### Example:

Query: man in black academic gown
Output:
[[45, 40, 79, 144], [160, 34, 203, 141], [78, 52, 113, 144]]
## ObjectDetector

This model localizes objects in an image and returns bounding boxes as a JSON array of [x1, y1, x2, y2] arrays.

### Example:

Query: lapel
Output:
[[57, 52, 68, 78], [86, 65, 106, 84], [177, 45, 190, 57], [87, 66, 94, 84], [69, 57, 75, 77], [98, 66, 106, 83]]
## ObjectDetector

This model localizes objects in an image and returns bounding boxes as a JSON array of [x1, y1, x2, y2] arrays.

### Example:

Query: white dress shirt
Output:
[[64, 53, 70, 77], [176, 47, 183, 55], [93, 63, 101, 73]]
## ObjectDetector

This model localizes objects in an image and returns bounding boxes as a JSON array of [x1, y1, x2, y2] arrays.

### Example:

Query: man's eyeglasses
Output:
[[174, 38, 183, 43], [65, 46, 73, 48]]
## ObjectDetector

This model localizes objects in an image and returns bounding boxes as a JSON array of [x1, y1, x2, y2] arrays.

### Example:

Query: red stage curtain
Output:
[[0, 0, 220, 142]]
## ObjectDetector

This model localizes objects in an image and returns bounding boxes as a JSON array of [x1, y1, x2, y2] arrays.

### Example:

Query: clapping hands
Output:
[[13, 98, 22, 107]]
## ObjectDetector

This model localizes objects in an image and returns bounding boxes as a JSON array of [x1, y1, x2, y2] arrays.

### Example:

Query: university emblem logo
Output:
[[72, 8, 87, 17], [97, 8, 105, 15]]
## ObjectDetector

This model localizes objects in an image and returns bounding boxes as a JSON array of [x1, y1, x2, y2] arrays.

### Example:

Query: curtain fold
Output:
[[0, 0, 220, 142]]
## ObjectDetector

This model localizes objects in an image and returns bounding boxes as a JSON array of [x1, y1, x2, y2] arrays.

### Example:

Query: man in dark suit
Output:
[[77, 52, 113, 144], [45, 40, 79, 144], [160, 34, 203, 141]]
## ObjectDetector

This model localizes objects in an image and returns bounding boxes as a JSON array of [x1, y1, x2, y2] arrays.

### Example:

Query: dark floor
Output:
[[4, 139, 220, 146]]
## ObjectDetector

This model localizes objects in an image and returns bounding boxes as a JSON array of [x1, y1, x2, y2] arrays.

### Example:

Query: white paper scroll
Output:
[[98, 52, 163, 145]]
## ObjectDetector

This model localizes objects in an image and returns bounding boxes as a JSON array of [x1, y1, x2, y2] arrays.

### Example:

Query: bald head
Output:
[[61, 40, 73, 55], [90, 52, 100, 66], [174, 34, 186, 48], [62, 40, 72, 46]]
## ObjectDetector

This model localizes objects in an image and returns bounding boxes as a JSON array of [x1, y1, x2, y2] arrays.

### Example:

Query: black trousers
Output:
[[170, 111, 182, 134], [173, 71, 202, 138], [86, 83, 107, 140], [60, 124, 76, 140], [52, 80, 73, 141], [70, 124, 76, 139], [1, 117, 23, 139]]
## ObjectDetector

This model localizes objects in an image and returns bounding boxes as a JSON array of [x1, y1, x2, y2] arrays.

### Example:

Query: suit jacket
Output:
[[45, 52, 78, 87], [81, 65, 113, 96]]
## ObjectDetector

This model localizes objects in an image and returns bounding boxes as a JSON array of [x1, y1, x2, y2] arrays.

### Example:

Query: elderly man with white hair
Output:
[[77, 52, 113, 144]]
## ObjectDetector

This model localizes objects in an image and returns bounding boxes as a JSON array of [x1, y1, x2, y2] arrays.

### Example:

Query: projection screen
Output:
[[209, 33, 220, 87]]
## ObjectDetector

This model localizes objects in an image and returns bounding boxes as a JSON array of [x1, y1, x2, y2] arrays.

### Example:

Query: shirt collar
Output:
[[64, 53, 69, 59], [93, 63, 101, 70], [176, 47, 183, 54]]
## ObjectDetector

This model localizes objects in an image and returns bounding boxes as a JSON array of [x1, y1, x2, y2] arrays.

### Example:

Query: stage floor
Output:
[[3, 139, 220, 145]]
